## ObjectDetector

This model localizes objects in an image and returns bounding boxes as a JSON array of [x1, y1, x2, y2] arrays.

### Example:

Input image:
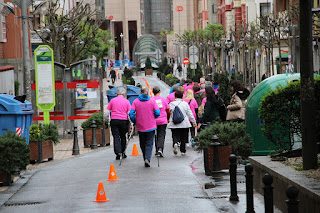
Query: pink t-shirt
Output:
[[132, 98, 159, 132], [153, 96, 169, 126], [183, 83, 194, 95], [184, 98, 198, 121], [107, 96, 131, 120], [166, 92, 176, 104], [201, 97, 207, 106]]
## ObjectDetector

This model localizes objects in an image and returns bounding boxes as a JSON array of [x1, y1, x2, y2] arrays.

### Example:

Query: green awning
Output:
[[276, 52, 289, 59]]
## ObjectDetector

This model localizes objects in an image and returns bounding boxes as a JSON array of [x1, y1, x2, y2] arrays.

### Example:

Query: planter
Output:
[[83, 128, 111, 148], [203, 145, 232, 175], [29, 141, 54, 163], [145, 69, 152, 76], [0, 169, 12, 186]]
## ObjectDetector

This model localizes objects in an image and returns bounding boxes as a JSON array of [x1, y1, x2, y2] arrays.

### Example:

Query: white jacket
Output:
[[167, 99, 196, 129]]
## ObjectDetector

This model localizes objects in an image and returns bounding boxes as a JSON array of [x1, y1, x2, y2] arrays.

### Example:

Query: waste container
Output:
[[0, 94, 34, 144], [107, 85, 141, 105], [245, 73, 300, 155]]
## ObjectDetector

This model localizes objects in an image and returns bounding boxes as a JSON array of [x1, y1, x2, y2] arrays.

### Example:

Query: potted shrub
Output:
[[81, 112, 110, 148], [195, 122, 253, 175], [29, 123, 59, 163], [0, 131, 30, 186], [145, 57, 152, 76]]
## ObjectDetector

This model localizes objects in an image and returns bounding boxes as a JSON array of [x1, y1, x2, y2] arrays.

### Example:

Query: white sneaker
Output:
[[173, 143, 178, 155], [177, 142, 181, 147], [181, 152, 186, 156]]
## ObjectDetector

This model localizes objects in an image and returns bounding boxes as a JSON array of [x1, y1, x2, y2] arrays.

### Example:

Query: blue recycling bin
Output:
[[107, 85, 141, 105], [0, 94, 34, 144]]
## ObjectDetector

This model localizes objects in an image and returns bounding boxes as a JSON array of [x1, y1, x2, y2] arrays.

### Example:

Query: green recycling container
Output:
[[245, 73, 300, 155]]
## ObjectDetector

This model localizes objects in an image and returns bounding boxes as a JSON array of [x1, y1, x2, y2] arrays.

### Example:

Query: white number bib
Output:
[[156, 99, 163, 108]]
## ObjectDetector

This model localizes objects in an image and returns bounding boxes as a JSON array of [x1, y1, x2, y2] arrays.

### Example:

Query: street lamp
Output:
[[120, 32, 124, 68], [225, 41, 233, 74]]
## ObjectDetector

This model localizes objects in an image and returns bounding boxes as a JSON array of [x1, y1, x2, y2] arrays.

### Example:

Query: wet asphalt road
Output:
[[0, 132, 221, 213]]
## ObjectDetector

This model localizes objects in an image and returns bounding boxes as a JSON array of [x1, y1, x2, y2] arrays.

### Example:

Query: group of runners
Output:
[[105, 76, 250, 167]]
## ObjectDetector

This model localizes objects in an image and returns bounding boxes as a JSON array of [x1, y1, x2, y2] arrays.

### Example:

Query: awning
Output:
[[276, 52, 289, 59]]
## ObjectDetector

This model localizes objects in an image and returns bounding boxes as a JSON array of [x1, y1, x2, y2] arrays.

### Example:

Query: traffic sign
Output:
[[189, 55, 199, 64], [176, 6, 183, 11], [189, 46, 198, 55], [183, 58, 189, 65], [190, 64, 197, 70], [34, 45, 55, 124]]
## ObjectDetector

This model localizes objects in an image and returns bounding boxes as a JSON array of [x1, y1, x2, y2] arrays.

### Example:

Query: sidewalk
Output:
[[192, 157, 283, 212], [0, 138, 113, 192]]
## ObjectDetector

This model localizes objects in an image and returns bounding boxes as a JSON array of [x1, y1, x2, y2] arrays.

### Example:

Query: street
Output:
[[0, 131, 220, 213]]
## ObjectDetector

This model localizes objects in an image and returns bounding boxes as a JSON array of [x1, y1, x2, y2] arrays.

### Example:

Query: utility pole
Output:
[[300, 0, 317, 170], [21, 0, 32, 101]]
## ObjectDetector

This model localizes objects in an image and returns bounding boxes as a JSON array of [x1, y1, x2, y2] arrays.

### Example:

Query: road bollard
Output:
[[72, 126, 80, 155], [286, 185, 299, 213], [245, 164, 255, 213], [263, 173, 274, 213], [229, 154, 239, 201], [90, 120, 98, 149], [212, 135, 221, 172]]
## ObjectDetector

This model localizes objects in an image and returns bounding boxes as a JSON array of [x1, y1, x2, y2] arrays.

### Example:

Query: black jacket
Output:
[[200, 97, 220, 123]]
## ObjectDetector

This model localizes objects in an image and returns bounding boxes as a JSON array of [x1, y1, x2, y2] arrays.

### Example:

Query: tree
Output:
[[80, 28, 116, 66], [35, 0, 102, 66], [145, 57, 152, 69]]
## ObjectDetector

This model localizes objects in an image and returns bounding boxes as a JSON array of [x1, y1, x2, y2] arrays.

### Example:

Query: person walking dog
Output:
[[106, 87, 131, 160], [129, 87, 160, 167]]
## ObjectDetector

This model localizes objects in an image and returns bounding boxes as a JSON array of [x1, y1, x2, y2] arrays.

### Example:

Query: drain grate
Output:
[[194, 196, 228, 199], [4, 201, 44, 207]]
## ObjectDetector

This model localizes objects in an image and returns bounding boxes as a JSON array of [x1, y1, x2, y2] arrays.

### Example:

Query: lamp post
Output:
[[120, 32, 124, 68], [225, 41, 233, 75]]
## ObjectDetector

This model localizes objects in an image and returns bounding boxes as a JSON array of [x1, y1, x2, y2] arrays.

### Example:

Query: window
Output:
[[0, 0, 7, 42], [2, 22, 6, 40], [260, 3, 271, 17]]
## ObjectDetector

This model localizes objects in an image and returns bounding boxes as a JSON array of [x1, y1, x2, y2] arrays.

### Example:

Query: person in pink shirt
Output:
[[166, 84, 180, 104], [183, 79, 194, 95], [201, 97, 207, 106], [183, 89, 198, 147], [106, 87, 131, 160], [129, 87, 160, 167], [152, 86, 170, 157]]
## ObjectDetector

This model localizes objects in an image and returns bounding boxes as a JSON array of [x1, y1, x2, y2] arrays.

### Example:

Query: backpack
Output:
[[216, 95, 227, 122], [172, 102, 185, 124]]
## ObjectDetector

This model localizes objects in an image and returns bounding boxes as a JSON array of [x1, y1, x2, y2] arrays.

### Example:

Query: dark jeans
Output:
[[155, 124, 167, 152], [189, 122, 195, 139], [110, 119, 129, 155], [111, 77, 116, 84], [138, 131, 155, 162], [171, 128, 189, 153]]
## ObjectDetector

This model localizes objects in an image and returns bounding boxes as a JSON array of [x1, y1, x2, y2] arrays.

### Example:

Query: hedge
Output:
[[259, 77, 320, 152]]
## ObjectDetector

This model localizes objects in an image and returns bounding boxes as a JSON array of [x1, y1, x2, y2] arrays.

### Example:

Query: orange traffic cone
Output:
[[93, 182, 109, 202], [107, 164, 119, 181], [131, 143, 141, 156]]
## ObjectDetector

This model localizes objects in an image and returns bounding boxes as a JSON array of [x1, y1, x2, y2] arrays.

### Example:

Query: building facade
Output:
[[0, 1, 25, 95], [105, 0, 141, 61]]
